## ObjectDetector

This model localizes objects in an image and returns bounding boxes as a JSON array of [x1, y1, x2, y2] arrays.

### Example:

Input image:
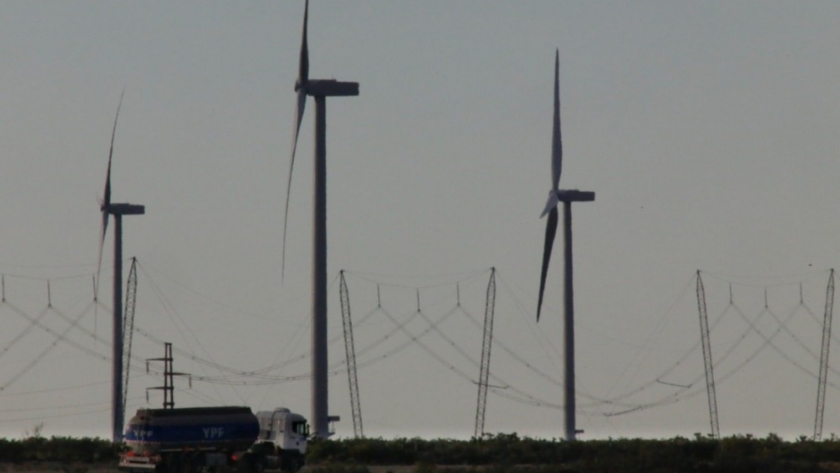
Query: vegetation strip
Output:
[[7, 433, 840, 473]]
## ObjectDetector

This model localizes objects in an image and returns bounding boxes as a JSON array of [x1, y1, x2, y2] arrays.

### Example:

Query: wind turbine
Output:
[[282, 0, 359, 439], [536, 50, 595, 441], [97, 93, 145, 442]]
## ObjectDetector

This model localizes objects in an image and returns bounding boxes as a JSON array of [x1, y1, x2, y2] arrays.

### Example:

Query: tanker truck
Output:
[[119, 406, 308, 473]]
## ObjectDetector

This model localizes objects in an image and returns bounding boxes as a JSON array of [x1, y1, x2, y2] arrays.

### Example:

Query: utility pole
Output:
[[146, 343, 190, 409]]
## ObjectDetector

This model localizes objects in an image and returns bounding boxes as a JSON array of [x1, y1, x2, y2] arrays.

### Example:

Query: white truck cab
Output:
[[247, 408, 309, 471]]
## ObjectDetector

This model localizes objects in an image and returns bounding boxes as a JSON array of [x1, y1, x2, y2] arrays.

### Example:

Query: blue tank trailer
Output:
[[119, 406, 309, 473]]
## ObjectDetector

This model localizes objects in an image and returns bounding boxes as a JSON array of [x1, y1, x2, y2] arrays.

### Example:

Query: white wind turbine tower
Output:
[[282, 0, 359, 439], [536, 51, 595, 441], [96, 93, 145, 442]]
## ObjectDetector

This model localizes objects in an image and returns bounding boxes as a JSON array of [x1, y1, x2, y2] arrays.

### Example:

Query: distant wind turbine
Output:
[[96, 93, 145, 442], [535, 50, 595, 441], [537, 51, 564, 322], [281, 0, 359, 439]]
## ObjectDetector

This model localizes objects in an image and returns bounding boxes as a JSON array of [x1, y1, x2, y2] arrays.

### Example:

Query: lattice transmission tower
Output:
[[121, 257, 138, 421], [339, 270, 363, 438], [474, 268, 497, 438], [695, 270, 720, 438], [814, 269, 835, 440]]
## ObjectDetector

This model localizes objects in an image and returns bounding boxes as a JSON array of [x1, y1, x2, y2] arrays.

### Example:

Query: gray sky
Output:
[[1, 1, 840, 441]]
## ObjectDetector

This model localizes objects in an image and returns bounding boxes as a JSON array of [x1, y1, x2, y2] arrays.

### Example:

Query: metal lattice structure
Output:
[[121, 257, 138, 421], [147, 342, 176, 409], [474, 268, 497, 438], [146, 342, 190, 409], [339, 271, 363, 438], [814, 269, 835, 440], [695, 270, 720, 438]]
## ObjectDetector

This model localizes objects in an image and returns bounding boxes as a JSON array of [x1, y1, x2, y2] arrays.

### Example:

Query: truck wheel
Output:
[[251, 456, 266, 473], [187, 452, 204, 473], [281, 456, 303, 473], [166, 454, 183, 473], [235, 456, 250, 473], [288, 458, 303, 473], [236, 454, 264, 473]]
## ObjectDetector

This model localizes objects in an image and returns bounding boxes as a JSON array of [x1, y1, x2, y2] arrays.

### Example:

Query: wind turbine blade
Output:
[[291, 89, 307, 161], [540, 190, 560, 219], [96, 208, 109, 299], [537, 206, 559, 322], [96, 214, 107, 297], [97, 91, 123, 299], [282, 88, 308, 279], [104, 90, 124, 211], [551, 49, 562, 192], [299, 0, 309, 85], [282, 1, 311, 281]]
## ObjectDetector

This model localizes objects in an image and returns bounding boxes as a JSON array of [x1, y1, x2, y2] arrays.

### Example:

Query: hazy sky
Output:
[[1, 1, 840, 441]]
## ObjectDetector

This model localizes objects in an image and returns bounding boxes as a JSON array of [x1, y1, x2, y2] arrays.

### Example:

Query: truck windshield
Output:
[[292, 421, 309, 436]]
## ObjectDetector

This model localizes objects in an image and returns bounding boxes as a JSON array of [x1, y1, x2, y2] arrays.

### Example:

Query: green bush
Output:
[[0, 436, 121, 463], [306, 434, 840, 472], [9, 433, 840, 473]]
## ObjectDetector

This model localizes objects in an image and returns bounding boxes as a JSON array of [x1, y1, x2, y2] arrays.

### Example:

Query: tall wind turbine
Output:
[[282, 0, 359, 439], [97, 94, 145, 442], [536, 50, 595, 441]]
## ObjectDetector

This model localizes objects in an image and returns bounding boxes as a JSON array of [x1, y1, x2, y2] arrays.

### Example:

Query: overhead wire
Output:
[[347, 282, 577, 412], [0, 306, 52, 360], [0, 380, 110, 397], [137, 260, 285, 324], [128, 267, 347, 392], [0, 302, 99, 392], [343, 268, 490, 291], [602, 272, 698, 400], [136, 263, 231, 404], [3, 264, 838, 432], [603, 292, 836, 417]]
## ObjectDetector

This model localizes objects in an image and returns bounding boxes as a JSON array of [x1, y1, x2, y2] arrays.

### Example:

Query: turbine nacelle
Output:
[[304, 79, 359, 97], [540, 190, 595, 219], [107, 203, 146, 216]]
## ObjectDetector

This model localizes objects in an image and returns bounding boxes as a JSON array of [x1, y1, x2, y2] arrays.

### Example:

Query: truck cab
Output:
[[256, 408, 309, 450], [249, 408, 309, 472]]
